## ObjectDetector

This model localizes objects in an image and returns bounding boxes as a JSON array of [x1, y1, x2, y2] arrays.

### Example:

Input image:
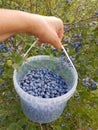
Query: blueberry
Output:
[[61, 50, 65, 55], [0, 44, 5, 49], [74, 33, 82, 38], [95, 12, 98, 16], [61, 123, 66, 127], [82, 77, 91, 87], [52, 47, 57, 51], [8, 37, 14, 43], [83, 82, 91, 87], [86, 128, 92, 130], [64, 25, 69, 32], [0, 67, 3, 75], [28, 90, 33, 94], [89, 79, 97, 90], [44, 95, 50, 98], [73, 42, 82, 48], [70, 56, 75, 61], [82, 77, 89, 82], [0, 43, 10, 52], [71, 41, 82, 53], [65, 112, 70, 117], [74, 96, 80, 101], [25, 79, 30, 84], [20, 82, 24, 86], [42, 95, 46, 98]]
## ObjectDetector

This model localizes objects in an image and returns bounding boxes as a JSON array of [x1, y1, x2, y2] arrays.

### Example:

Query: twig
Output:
[[29, 0, 32, 12], [63, 15, 98, 32], [40, 124, 48, 130], [40, 123, 43, 130], [64, 15, 98, 26]]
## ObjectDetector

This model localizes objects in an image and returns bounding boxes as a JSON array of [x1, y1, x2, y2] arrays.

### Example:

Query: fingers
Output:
[[51, 34, 62, 49], [52, 40, 62, 49], [57, 29, 63, 40], [37, 38, 62, 49], [37, 32, 62, 48], [37, 30, 62, 48]]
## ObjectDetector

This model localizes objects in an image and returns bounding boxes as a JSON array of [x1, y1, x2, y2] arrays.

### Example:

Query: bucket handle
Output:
[[23, 40, 76, 70], [23, 39, 38, 58]]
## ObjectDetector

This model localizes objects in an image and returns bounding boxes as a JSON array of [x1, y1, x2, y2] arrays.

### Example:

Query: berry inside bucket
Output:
[[19, 67, 69, 98]]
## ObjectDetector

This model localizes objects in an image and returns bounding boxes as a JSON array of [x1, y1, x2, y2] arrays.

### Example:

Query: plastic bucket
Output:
[[13, 55, 78, 123]]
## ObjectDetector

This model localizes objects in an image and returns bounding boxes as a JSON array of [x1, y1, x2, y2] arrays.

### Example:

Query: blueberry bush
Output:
[[0, 0, 98, 130]]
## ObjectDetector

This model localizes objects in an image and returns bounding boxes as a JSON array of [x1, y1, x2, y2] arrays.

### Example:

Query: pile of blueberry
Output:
[[19, 67, 68, 98]]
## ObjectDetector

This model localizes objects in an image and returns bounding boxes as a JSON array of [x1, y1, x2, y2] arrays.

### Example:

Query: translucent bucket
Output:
[[13, 55, 78, 123]]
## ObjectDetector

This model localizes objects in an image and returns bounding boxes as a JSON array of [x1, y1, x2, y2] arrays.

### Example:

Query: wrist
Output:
[[27, 14, 46, 36]]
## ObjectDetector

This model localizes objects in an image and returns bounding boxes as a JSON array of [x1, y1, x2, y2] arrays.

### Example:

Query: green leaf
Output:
[[17, 118, 27, 128], [26, 124, 37, 130], [8, 123, 22, 130]]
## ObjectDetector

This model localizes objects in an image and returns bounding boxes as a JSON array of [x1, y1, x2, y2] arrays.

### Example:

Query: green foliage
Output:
[[0, 0, 98, 130]]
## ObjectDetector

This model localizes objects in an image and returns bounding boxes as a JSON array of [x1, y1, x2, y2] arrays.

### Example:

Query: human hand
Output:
[[28, 15, 64, 48]]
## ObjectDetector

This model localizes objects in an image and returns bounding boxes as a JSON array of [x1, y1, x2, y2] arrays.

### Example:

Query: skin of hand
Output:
[[0, 9, 64, 48]]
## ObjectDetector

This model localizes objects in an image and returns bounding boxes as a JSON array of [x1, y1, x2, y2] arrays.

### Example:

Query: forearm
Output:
[[0, 9, 40, 39]]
